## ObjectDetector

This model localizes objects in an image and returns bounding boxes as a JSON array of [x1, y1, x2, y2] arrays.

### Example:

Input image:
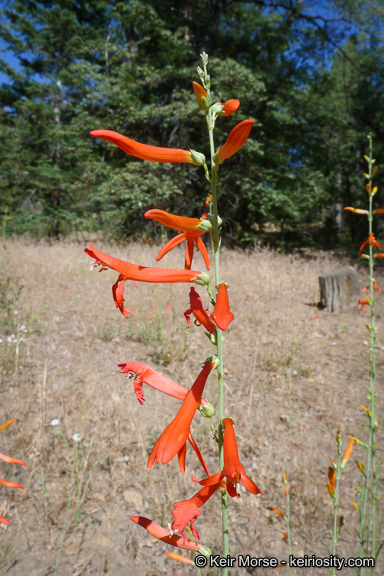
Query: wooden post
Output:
[[319, 266, 360, 312]]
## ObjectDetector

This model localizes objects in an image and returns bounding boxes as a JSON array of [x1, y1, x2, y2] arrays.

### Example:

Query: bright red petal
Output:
[[217, 119, 254, 162], [130, 516, 199, 551], [195, 236, 210, 270], [188, 432, 210, 477], [241, 473, 264, 495], [0, 453, 26, 466], [91, 130, 193, 163], [185, 237, 194, 270], [155, 233, 187, 261], [0, 478, 24, 489], [177, 443, 187, 473], [112, 276, 133, 319], [145, 210, 202, 232], [212, 283, 234, 330]]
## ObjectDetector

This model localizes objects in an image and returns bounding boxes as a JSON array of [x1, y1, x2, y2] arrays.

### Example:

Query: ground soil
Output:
[[0, 239, 383, 576]]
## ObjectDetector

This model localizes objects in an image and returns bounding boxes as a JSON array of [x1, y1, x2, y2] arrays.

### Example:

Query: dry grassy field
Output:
[[0, 239, 383, 576]]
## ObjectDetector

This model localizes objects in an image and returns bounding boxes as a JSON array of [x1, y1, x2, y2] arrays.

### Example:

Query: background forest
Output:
[[1, 0, 384, 248]]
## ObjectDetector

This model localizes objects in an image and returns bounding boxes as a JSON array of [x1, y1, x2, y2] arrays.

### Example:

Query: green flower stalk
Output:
[[344, 135, 382, 573]]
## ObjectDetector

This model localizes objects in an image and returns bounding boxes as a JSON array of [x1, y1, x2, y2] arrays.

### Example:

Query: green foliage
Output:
[[0, 0, 383, 245]]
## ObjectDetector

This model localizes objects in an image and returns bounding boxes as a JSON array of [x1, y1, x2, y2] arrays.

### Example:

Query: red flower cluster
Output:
[[144, 209, 211, 271], [0, 419, 26, 526], [86, 74, 261, 556], [184, 283, 234, 335]]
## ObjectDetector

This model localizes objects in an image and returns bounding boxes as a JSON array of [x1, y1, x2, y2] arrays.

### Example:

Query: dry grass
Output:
[[0, 238, 383, 575]]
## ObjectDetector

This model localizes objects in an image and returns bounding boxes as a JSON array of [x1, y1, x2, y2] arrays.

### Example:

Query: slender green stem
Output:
[[283, 467, 294, 576], [359, 135, 379, 575], [330, 432, 342, 576], [203, 54, 229, 575], [54, 446, 78, 576]]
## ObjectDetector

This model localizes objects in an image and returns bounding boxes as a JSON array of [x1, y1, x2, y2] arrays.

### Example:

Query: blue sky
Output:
[[0, 35, 20, 83], [0, 2, 378, 87]]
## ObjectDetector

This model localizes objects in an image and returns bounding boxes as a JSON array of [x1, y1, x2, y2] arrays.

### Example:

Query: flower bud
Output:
[[192, 81, 209, 110], [205, 355, 219, 370], [271, 507, 285, 518], [211, 102, 225, 116], [190, 149, 206, 166], [197, 66, 204, 79], [348, 435, 364, 447], [327, 482, 335, 499], [344, 207, 367, 214], [197, 218, 212, 232], [198, 400, 215, 418], [207, 213, 222, 228], [193, 272, 210, 286], [341, 438, 353, 468], [197, 545, 212, 557]]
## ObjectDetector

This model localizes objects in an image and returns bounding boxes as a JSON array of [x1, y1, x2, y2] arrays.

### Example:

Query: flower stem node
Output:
[[207, 213, 222, 228], [193, 272, 211, 286], [190, 150, 206, 166], [198, 218, 212, 232], [198, 401, 215, 419], [211, 102, 225, 116], [198, 545, 212, 558], [208, 333, 217, 345], [205, 355, 219, 370]]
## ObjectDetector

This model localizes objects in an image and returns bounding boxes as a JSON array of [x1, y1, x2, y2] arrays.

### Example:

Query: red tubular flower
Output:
[[130, 516, 199, 551], [91, 130, 196, 164], [145, 209, 207, 233], [147, 358, 217, 472], [144, 209, 210, 270], [362, 280, 381, 294], [117, 361, 210, 414], [360, 233, 382, 251], [85, 243, 208, 319], [164, 552, 195, 565], [216, 119, 254, 163], [0, 419, 26, 525], [118, 361, 188, 404], [184, 288, 216, 334], [85, 243, 202, 283], [171, 482, 222, 544], [327, 467, 336, 498], [0, 516, 11, 527], [211, 283, 234, 330], [197, 418, 263, 498], [357, 299, 368, 313], [344, 207, 368, 215]]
